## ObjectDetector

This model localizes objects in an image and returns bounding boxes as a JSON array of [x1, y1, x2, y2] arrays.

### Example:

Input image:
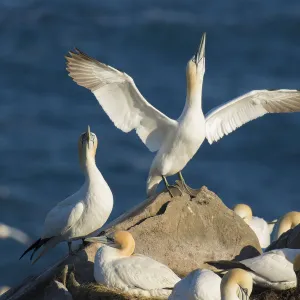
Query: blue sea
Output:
[[1, 0, 300, 288]]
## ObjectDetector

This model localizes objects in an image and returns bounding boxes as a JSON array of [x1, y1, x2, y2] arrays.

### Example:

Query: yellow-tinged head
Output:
[[186, 33, 206, 100], [233, 204, 253, 224], [221, 268, 253, 300], [78, 125, 98, 169], [277, 211, 300, 239]]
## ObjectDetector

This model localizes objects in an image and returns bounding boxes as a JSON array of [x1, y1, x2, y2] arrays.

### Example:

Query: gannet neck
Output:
[[114, 231, 135, 257], [233, 204, 253, 224], [221, 269, 252, 300], [186, 63, 204, 108], [277, 211, 300, 239]]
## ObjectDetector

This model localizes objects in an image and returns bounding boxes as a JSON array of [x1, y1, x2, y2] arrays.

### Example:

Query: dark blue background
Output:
[[1, 0, 300, 287]]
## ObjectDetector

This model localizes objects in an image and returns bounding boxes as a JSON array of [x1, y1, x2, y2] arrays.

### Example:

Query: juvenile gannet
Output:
[[85, 231, 180, 298], [233, 204, 270, 249], [169, 269, 221, 300], [207, 248, 300, 290], [66, 33, 300, 197], [272, 211, 300, 241], [0, 223, 31, 245], [20, 126, 113, 263], [220, 269, 253, 300]]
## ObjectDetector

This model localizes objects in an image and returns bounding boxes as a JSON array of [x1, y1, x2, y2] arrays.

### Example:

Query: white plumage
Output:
[[233, 204, 270, 249], [86, 231, 180, 298], [169, 269, 221, 300], [208, 248, 300, 290], [66, 33, 300, 196], [20, 127, 113, 263]]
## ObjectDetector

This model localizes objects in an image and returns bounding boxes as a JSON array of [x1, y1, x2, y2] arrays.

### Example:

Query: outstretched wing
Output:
[[205, 89, 300, 144], [66, 49, 177, 152]]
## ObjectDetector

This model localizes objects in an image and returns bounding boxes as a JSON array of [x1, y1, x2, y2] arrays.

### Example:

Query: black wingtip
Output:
[[19, 238, 41, 260]]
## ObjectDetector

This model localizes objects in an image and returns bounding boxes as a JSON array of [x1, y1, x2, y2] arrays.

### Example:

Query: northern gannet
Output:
[[66, 33, 300, 197], [207, 248, 300, 290], [233, 204, 270, 249], [293, 253, 300, 290], [0, 223, 31, 245], [20, 126, 113, 263], [169, 269, 221, 300], [272, 211, 300, 241], [220, 269, 252, 300], [85, 231, 180, 298]]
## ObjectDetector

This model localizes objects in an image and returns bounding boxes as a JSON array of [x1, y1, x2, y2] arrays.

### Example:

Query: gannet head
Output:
[[221, 268, 253, 300], [233, 204, 252, 224], [277, 211, 300, 239], [78, 125, 98, 166], [186, 33, 206, 98], [85, 231, 135, 256]]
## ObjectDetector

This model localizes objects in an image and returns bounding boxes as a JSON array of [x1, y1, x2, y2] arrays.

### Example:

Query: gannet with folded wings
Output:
[[66, 33, 300, 197]]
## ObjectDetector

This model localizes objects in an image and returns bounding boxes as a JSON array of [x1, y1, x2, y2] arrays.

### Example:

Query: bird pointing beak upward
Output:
[[86, 125, 91, 148], [193, 32, 206, 65]]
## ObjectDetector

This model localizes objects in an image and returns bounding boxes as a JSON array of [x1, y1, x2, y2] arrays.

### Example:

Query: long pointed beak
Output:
[[84, 236, 109, 244], [194, 32, 206, 64], [86, 125, 91, 148]]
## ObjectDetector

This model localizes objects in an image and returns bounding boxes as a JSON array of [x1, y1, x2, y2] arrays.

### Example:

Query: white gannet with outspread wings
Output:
[[66, 33, 300, 197]]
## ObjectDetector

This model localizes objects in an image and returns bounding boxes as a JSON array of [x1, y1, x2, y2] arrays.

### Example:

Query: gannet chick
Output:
[[220, 269, 252, 300], [66, 33, 300, 198], [233, 204, 270, 249], [207, 248, 300, 290], [169, 269, 221, 300], [20, 126, 113, 263], [85, 231, 180, 298], [0, 223, 31, 245], [272, 211, 300, 241]]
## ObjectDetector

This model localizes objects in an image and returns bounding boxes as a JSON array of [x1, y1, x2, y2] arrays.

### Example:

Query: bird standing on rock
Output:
[[66, 33, 300, 198], [20, 126, 113, 263]]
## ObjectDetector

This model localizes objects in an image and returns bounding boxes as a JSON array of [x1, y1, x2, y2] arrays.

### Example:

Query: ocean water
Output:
[[1, 0, 300, 288]]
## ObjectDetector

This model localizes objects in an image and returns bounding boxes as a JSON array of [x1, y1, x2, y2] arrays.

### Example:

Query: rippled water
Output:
[[1, 0, 300, 287]]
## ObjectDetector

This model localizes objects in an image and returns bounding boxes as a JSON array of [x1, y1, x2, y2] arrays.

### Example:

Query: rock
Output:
[[1, 185, 261, 299], [44, 280, 72, 300], [104, 185, 262, 276], [266, 223, 300, 252]]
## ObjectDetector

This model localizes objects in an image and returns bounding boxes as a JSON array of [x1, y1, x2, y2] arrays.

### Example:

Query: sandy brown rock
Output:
[[105, 185, 262, 276], [44, 280, 73, 300], [1, 185, 261, 300]]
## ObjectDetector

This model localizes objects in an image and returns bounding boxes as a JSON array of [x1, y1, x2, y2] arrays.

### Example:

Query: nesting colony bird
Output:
[[207, 248, 300, 290], [66, 33, 300, 197], [220, 269, 253, 300], [20, 126, 113, 263], [293, 254, 300, 291], [85, 231, 180, 298], [169, 269, 221, 300], [233, 204, 270, 249], [272, 211, 300, 241]]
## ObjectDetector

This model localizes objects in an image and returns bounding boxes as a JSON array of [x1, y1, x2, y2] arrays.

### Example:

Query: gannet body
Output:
[[66, 33, 300, 197], [86, 231, 180, 298], [233, 204, 270, 249], [169, 269, 221, 300], [208, 248, 300, 290], [221, 269, 253, 300], [20, 127, 113, 263], [272, 211, 300, 241]]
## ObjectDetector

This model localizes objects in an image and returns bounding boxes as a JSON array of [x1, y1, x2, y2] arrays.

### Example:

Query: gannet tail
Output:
[[19, 237, 53, 261], [147, 175, 162, 197]]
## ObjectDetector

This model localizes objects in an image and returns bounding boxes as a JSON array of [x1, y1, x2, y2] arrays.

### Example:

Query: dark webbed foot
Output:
[[177, 172, 198, 198], [162, 176, 184, 197]]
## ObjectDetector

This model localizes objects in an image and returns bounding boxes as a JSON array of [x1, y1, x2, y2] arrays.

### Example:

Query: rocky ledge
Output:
[[1, 183, 298, 300]]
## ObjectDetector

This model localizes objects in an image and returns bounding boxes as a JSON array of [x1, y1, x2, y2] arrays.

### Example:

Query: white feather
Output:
[[206, 90, 300, 144]]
